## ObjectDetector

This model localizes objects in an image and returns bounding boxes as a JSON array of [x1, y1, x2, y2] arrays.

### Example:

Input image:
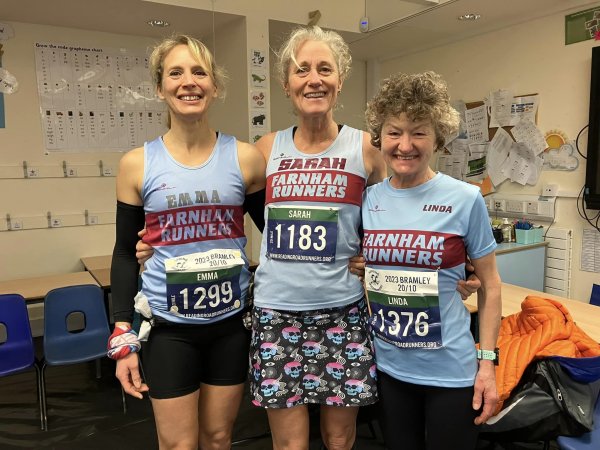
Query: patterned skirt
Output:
[[249, 298, 378, 408]]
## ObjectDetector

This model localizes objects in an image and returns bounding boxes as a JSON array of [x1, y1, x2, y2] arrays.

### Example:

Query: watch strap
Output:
[[477, 348, 499, 365]]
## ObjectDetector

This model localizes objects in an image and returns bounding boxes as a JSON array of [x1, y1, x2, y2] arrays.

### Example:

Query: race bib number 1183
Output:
[[266, 205, 338, 263]]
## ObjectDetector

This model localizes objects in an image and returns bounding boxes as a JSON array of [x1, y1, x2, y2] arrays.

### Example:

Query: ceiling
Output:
[[1, 0, 599, 60]]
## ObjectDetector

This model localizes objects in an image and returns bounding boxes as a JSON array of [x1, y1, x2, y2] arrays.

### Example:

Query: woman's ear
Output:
[[156, 84, 165, 100]]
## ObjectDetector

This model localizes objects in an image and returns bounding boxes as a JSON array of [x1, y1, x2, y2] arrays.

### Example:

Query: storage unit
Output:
[[496, 242, 547, 291]]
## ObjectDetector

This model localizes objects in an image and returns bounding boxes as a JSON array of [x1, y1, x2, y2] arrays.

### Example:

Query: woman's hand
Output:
[[135, 228, 154, 265], [349, 254, 365, 281], [472, 360, 499, 425], [457, 260, 481, 300], [115, 353, 149, 399]]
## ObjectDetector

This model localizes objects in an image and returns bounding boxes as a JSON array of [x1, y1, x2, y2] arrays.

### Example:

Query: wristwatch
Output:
[[477, 348, 499, 365]]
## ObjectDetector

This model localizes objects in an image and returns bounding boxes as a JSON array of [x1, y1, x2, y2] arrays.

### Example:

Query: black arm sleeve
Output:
[[111, 201, 145, 323], [243, 188, 265, 232]]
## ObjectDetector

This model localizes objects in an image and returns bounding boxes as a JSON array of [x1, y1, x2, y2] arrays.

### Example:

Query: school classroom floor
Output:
[[0, 339, 558, 449]]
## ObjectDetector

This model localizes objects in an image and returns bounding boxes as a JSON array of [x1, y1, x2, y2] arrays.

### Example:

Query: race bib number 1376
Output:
[[366, 267, 442, 349]]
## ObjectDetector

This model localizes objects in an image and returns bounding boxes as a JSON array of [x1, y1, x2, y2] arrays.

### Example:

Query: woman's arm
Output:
[[110, 148, 149, 399], [111, 148, 144, 325], [237, 141, 267, 231], [362, 132, 387, 186], [469, 251, 502, 425]]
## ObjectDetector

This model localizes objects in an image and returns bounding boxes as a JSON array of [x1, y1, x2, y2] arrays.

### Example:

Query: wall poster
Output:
[[34, 42, 167, 153]]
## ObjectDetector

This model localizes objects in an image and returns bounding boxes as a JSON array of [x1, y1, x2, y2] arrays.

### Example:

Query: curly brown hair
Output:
[[365, 71, 460, 149]]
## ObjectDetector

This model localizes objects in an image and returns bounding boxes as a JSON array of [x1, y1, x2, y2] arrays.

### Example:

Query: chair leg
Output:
[[40, 361, 48, 431], [95, 358, 101, 379], [121, 386, 127, 414], [34, 362, 44, 431]]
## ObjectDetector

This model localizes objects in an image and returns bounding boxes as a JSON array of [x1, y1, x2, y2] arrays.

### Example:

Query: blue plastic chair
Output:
[[40, 284, 117, 430], [557, 393, 600, 449], [590, 284, 600, 307], [0, 294, 44, 430]]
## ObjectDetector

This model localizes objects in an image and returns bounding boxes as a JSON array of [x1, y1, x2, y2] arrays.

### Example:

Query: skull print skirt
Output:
[[249, 298, 378, 408]]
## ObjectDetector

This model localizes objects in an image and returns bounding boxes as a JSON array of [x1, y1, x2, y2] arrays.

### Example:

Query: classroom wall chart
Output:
[[34, 42, 167, 153]]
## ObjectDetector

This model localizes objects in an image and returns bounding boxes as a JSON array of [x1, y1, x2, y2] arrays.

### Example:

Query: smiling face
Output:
[[285, 40, 342, 119], [381, 113, 437, 189], [157, 44, 218, 121]]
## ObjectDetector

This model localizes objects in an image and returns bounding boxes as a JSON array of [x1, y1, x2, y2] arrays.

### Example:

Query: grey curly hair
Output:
[[275, 26, 352, 87], [365, 71, 460, 149]]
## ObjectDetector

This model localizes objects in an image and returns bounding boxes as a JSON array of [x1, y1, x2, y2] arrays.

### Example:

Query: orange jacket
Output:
[[494, 296, 600, 413]]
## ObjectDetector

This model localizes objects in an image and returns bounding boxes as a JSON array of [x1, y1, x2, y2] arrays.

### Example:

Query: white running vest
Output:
[[140, 134, 250, 324], [253, 125, 367, 310]]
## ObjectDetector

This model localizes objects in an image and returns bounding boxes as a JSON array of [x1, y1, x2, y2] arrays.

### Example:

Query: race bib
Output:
[[266, 205, 338, 263], [366, 267, 442, 349], [165, 249, 244, 319]]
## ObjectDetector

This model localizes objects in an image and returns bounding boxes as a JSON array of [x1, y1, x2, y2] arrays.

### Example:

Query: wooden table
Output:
[[80, 255, 112, 271], [88, 268, 111, 289], [465, 283, 600, 342], [0, 271, 99, 301]]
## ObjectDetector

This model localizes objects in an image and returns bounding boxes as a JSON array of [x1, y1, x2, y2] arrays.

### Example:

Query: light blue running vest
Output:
[[253, 125, 367, 310], [140, 134, 250, 324]]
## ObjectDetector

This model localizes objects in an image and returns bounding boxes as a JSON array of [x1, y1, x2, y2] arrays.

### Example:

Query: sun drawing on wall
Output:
[[544, 129, 568, 150]]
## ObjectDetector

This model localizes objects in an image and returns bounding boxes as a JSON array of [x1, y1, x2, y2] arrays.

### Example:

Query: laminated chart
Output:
[[34, 42, 167, 152]]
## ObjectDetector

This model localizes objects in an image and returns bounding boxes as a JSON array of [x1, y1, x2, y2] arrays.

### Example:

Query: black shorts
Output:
[[141, 313, 251, 399]]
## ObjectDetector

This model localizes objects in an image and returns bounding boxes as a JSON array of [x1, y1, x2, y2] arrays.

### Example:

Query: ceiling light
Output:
[[458, 13, 481, 21], [147, 19, 170, 27]]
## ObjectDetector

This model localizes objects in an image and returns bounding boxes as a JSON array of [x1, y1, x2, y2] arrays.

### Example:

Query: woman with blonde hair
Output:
[[109, 34, 265, 449]]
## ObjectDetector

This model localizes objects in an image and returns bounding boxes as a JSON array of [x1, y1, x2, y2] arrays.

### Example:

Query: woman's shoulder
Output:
[[255, 131, 279, 160], [118, 146, 144, 169]]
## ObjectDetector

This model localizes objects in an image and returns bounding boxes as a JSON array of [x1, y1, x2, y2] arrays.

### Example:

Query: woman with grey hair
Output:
[[248, 26, 386, 450], [362, 71, 501, 450]]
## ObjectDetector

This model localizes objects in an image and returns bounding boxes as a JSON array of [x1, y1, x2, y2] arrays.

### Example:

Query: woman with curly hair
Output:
[[362, 72, 501, 450]]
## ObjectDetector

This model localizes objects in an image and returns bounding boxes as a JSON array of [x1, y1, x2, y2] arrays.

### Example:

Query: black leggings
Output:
[[377, 370, 479, 450]]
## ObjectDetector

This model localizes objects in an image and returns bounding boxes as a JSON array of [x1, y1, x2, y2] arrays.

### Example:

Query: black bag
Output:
[[480, 357, 600, 442]]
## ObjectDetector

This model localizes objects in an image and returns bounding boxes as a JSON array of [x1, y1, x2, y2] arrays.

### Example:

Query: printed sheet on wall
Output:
[[34, 42, 167, 153]]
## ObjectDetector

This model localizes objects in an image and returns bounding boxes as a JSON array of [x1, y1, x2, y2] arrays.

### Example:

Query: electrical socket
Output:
[[542, 184, 558, 197], [51, 218, 62, 228], [494, 200, 506, 211], [27, 167, 40, 178], [11, 219, 23, 230], [88, 215, 98, 225], [506, 200, 524, 213], [526, 201, 539, 214]]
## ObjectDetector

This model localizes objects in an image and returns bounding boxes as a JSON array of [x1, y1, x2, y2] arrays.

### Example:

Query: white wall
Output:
[[0, 22, 157, 280], [379, 9, 600, 302], [0, 20, 255, 280]]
